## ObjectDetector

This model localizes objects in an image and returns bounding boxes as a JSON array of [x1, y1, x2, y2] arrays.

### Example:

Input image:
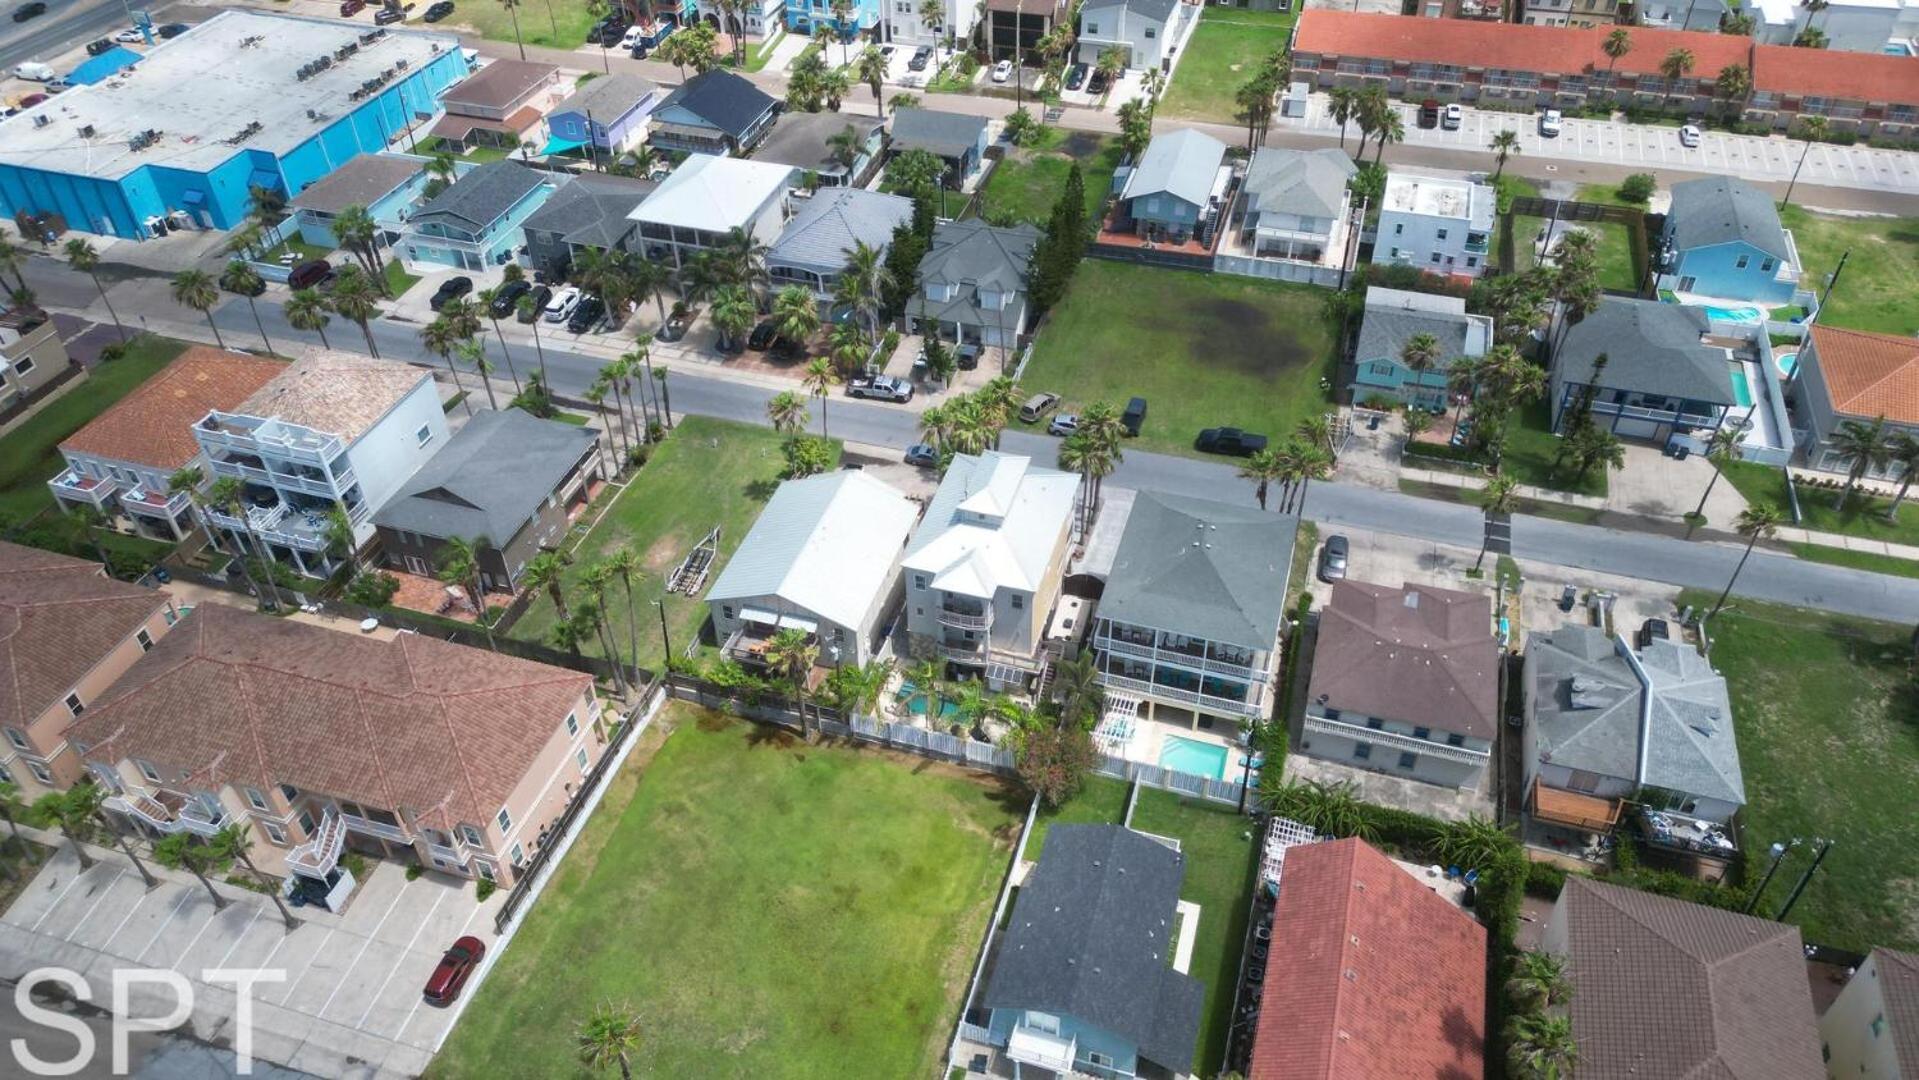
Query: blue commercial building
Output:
[[0, 11, 467, 241]]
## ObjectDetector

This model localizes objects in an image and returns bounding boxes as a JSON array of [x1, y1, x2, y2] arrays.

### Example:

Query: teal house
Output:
[[397, 160, 555, 272], [1658, 176, 1800, 305], [1350, 287, 1492, 410]]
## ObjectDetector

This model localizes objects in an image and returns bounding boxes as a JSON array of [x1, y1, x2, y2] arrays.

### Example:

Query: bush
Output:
[[344, 570, 401, 608], [476, 877, 496, 902], [1618, 173, 1657, 204], [405, 864, 423, 881], [780, 435, 835, 479], [98, 340, 132, 363], [1525, 860, 1568, 898]]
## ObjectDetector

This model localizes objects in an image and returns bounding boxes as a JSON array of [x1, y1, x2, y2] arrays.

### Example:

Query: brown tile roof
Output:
[[58, 348, 284, 471], [288, 154, 424, 215], [1874, 948, 1919, 1074], [68, 603, 592, 832], [427, 105, 546, 142], [1307, 580, 1500, 739], [1553, 877, 1823, 1079], [0, 541, 168, 730], [442, 59, 559, 114], [233, 351, 426, 441], [1249, 838, 1486, 1080], [1807, 324, 1919, 426]]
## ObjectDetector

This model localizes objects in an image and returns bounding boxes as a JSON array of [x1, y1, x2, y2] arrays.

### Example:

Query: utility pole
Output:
[[1743, 838, 1797, 914], [1776, 837, 1834, 921], [1818, 248, 1849, 313], [655, 599, 673, 675]]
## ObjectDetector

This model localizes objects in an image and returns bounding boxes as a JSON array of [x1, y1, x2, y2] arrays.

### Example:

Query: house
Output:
[[0, 541, 178, 798], [1076, 0, 1198, 70], [751, 112, 886, 188], [288, 153, 428, 252], [1550, 297, 1737, 443], [70, 602, 603, 889], [985, 0, 1071, 60], [1234, 147, 1357, 264], [767, 188, 913, 300], [544, 74, 662, 157], [1640, 0, 1730, 29], [647, 69, 780, 155], [706, 471, 920, 670], [193, 351, 448, 579], [1660, 176, 1800, 304], [1112, 128, 1231, 247], [1747, 0, 1919, 52], [1542, 877, 1824, 1078], [1091, 492, 1292, 730], [1790, 324, 1919, 479], [373, 409, 600, 592], [1822, 947, 1919, 1077], [520, 173, 657, 279], [1350, 287, 1492, 409], [0, 307, 77, 419], [785, 0, 879, 35], [1248, 838, 1487, 1080], [430, 58, 562, 153], [48, 348, 285, 542], [888, 0, 982, 46], [1522, 624, 1746, 860], [910, 220, 1041, 349], [902, 450, 1078, 691], [693, 0, 784, 40], [398, 159, 556, 271], [1519, 0, 1622, 26], [629, 153, 796, 269], [888, 108, 990, 187], [1375, 169, 1495, 279], [979, 824, 1204, 1078]]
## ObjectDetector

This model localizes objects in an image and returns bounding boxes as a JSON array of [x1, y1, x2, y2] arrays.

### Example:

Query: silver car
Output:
[[1317, 535, 1350, 582]]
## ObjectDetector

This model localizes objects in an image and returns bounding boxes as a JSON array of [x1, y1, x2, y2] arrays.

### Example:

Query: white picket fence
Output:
[[1093, 752, 1248, 809], [1214, 252, 1343, 288], [831, 714, 1019, 772]]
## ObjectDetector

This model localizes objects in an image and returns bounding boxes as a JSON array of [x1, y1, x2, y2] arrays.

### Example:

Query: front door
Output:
[[404, 555, 429, 575]]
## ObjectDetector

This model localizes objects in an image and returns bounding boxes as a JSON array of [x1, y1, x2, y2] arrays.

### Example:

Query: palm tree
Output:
[[214, 823, 298, 929], [711, 284, 756, 352], [1881, 432, 1919, 518], [1399, 332, 1443, 405], [1326, 86, 1361, 151], [419, 317, 472, 411], [1830, 416, 1894, 508], [1094, 45, 1127, 95], [170, 269, 225, 349], [1296, 413, 1336, 461], [802, 356, 841, 437], [1714, 63, 1752, 125], [325, 265, 382, 358], [0, 231, 29, 294], [578, 564, 630, 697], [333, 204, 391, 296], [1505, 950, 1572, 1012], [1475, 473, 1521, 572], [764, 627, 820, 737], [457, 339, 499, 411], [577, 1003, 643, 1079], [1371, 109, 1404, 168], [1602, 27, 1633, 75], [0, 781, 38, 867], [517, 293, 550, 385], [207, 474, 284, 611], [524, 550, 573, 621], [606, 546, 644, 675], [840, 240, 892, 340], [285, 287, 333, 349], [64, 239, 126, 342], [766, 390, 810, 433], [437, 536, 498, 651], [218, 260, 274, 354], [1506, 1012, 1579, 1080], [1689, 425, 1745, 521], [857, 45, 889, 118], [1781, 114, 1829, 209], [154, 832, 228, 910], [1057, 431, 1117, 536], [46, 782, 103, 870], [652, 367, 673, 431], [1659, 47, 1696, 111], [773, 285, 820, 355], [1708, 506, 1783, 619], [496, 0, 528, 60], [1239, 447, 1284, 511], [1236, 71, 1278, 151], [1489, 130, 1521, 182], [473, 288, 524, 396], [906, 656, 946, 722], [70, 781, 161, 887]]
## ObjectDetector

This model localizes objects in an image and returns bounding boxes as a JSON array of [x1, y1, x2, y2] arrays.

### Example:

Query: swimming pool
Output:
[[1775, 351, 1799, 378], [1728, 364, 1754, 408], [1159, 735, 1230, 781], [896, 681, 960, 719], [1703, 304, 1764, 324]]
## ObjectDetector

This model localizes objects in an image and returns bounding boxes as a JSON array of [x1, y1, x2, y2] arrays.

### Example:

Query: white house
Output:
[[1821, 947, 1919, 1077], [1375, 169, 1496, 279], [1234, 147, 1357, 265], [884, 0, 980, 46], [705, 471, 920, 669], [628, 153, 796, 269], [695, 0, 786, 39], [1076, 0, 1198, 70], [1746, 0, 1919, 52]]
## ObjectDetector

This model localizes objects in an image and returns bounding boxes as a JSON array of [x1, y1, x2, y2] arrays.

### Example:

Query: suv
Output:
[[566, 295, 606, 333], [1417, 99, 1440, 129], [847, 374, 913, 402], [287, 260, 334, 290], [489, 279, 530, 317], [747, 319, 779, 350], [1048, 414, 1078, 437], [543, 286, 581, 323], [428, 276, 473, 312], [1195, 427, 1268, 456], [422, 1, 456, 22], [1019, 392, 1061, 423], [1539, 109, 1563, 137], [1065, 63, 1087, 91], [908, 45, 933, 71], [1442, 103, 1463, 131]]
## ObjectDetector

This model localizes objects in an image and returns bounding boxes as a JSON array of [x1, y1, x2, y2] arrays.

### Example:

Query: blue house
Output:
[[543, 74, 662, 157], [1351, 287, 1492, 410], [289, 153, 430, 250], [784, 0, 879, 36], [1114, 127, 1230, 247], [398, 160, 555, 271], [978, 824, 1203, 1078], [888, 108, 990, 188], [1659, 176, 1801, 305]]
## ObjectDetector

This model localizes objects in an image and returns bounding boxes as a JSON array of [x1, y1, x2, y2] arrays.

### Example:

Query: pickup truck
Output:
[[1195, 427, 1269, 456], [847, 374, 914, 403]]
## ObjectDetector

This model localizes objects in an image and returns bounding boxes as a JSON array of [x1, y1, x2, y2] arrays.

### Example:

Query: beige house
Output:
[[1822, 947, 1919, 1078], [0, 308, 75, 416], [0, 541, 179, 798]]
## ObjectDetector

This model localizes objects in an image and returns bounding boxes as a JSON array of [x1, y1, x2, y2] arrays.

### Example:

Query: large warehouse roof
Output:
[[0, 11, 460, 181]]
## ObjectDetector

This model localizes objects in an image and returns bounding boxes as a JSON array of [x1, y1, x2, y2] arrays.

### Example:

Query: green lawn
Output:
[[506, 417, 837, 669], [1717, 458, 1919, 545], [1020, 261, 1336, 458], [1159, 8, 1297, 123], [1513, 215, 1638, 293], [1789, 543, 1919, 578], [1682, 593, 1919, 951], [382, 260, 421, 298], [979, 132, 1122, 226], [1778, 205, 1919, 336], [1574, 182, 1655, 209], [259, 235, 332, 266], [442, 0, 597, 49], [430, 705, 1020, 1078], [1501, 398, 1609, 498], [1026, 774, 1131, 860]]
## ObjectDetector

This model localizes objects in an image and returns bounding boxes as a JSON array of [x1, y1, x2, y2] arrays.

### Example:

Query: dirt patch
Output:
[[1192, 297, 1314, 375], [1057, 131, 1106, 160], [642, 533, 682, 571]]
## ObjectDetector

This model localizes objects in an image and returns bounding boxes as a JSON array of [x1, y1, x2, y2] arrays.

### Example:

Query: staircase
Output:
[[286, 810, 345, 880]]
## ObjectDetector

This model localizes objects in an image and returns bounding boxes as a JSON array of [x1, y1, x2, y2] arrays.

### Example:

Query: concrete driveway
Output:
[[0, 844, 501, 1078]]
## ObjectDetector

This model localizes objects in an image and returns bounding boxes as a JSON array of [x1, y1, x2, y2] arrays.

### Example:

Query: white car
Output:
[[113, 27, 146, 42], [542, 286, 581, 323], [1678, 123, 1702, 148], [1539, 109, 1562, 137], [1441, 103, 1463, 130], [1047, 414, 1078, 437], [991, 59, 1013, 83], [619, 25, 645, 49], [11, 62, 55, 83]]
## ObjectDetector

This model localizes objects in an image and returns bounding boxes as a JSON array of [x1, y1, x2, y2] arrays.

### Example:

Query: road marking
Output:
[[216, 904, 267, 969], [29, 859, 97, 933], [172, 902, 226, 966], [353, 886, 447, 1028], [99, 880, 163, 955], [134, 890, 193, 963], [275, 927, 337, 1006], [315, 881, 409, 1022], [61, 868, 127, 943]]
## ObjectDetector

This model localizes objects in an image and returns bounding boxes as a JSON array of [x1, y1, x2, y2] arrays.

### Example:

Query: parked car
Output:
[[1047, 414, 1078, 437], [489, 279, 531, 317], [423, 1, 456, 21], [11, 2, 46, 22], [15, 92, 46, 108], [747, 319, 779, 350], [44, 77, 71, 93], [1417, 99, 1440, 129], [1122, 396, 1146, 436], [1678, 123, 1702, 148], [1539, 109, 1562, 137], [287, 260, 334, 290], [428, 276, 474, 312], [1194, 427, 1268, 456], [224, 272, 266, 297], [543, 286, 581, 323], [423, 936, 485, 1006], [992, 59, 1013, 83], [11, 62, 54, 82], [566, 295, 606, 333], [1087, 68, 1110, 95], [955, 342, 981, 370], [1442, 103, 1463, 131], [373, 6, 402, 23], [516, 284, 552, 322], [847, 374, 914, 402], [85, 38, 116, 55], [586, 16, 627, 43], [156, 22, 190, 37], [619, 24, 647, 48], [339, 0, 366, 15], [908, 45, 933, 72], [1065, 63, 1088, 91], [1317, 534, 1349, 583], [114, 27, 146, 41], [1019, 392, 1061, 422], [904, 442, 940, 467]]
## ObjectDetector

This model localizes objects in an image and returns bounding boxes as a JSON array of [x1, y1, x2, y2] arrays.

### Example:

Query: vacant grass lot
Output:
[[506, 417, 838, 668], [1779, 206, 1919, 336], [1716, 458, 1919, 545], [442, 0, 596, 50], [979, 130, 1122, 226], [1020, 261, 1336, 458], [1502, 399, 1609, 498], [430, 706, 1020, 1078], [1159, 8, 1296, 123], [1513, 215, 1638, 293], [1683, 593, 1919, 952]]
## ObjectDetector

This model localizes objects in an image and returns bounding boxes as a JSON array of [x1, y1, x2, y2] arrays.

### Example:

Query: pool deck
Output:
[[1114, 717, 1248, 783]]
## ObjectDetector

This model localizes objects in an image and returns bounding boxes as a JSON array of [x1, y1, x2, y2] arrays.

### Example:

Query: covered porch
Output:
[[722, 607, 822, 669]]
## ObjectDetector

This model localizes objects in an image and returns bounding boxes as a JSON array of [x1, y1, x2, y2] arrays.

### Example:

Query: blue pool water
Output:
[[1704, 304, 1764, 324], [1776, 351, 1799, 377], [1728, 364, 1754, 408], [1159, 735, 1230, 781]]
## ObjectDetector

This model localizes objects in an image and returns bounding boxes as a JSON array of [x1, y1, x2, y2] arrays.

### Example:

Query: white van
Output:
[[12, 63, 56, 83]]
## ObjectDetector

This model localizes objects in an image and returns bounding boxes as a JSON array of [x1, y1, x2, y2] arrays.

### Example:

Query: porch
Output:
[[105, 786, 228, 839], [722, 609, 821, 668]]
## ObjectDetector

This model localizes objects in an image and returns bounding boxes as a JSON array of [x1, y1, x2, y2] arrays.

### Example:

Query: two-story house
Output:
[[1112, 127, 1232, 248], [49, 347, 285, 542], [985, 0, 1071, 60], [767, 187, 913, 302], [398, 159, 556, 271], [884, 0, 981, 46], [1550, 297, 1737, 443], [1791, 324, 1919, 480], [752, 112, 887, 188], [0, 307, 75, 418], [1301, 580, 1499, 789], [695, 0, 787, 41], [889, 108, 990, 187], [544, 74, 662, 157], [71, 602, 604, 894], [193, 351, 448, 580], [0, 541, 178, 799], [288, 153, 429, 253], [1660, 176, 1801, 304], [1374, 169, 1496, 278], [1350, 287, 1492, 410], [646, 69, 780, 156], [428, 58, 562, 153], [902, 450, 1078, 691], [1234, 146, 1357, 264], [910, 220, 1041, 349], [1821, 947, 1919, 1078], [784, 0, 879, 35], [1076, 0, 1198, 70], [519, 172, 657, 280], [629, 153, 796, 269]]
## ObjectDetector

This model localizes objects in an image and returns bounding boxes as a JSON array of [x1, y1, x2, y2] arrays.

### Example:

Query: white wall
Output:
[[342, 378, 449, 542], [1821, 951, 1908, 1079], [1376, 208, 1490, 278]]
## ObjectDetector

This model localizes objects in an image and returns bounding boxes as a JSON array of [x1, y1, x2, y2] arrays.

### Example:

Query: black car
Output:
[[586, 17, 626, 43], [11, 2, 46, 22], [373, 6, 403, 23], [156, 22, 189, 37], [224, 273, 267, 297], [566, 295, 605, 333], [746, 319, 779, 350], [489, 279, 531, 318], [422, 1, 455, 21], [1087, 69, 1110, 95], [1195, 427, 1269, 456], [1417, 98, 1440, 129], [86, 38, 116, 55], [516, 285, 552, 323], [907, 45, 933, 72], [1065, 63, 1088, 91], [428, 276, 474, 312]]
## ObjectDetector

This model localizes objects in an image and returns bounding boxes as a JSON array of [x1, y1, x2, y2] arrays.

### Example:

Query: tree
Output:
[[857, 45, 889, 118], [0, 781, 38, 867], [206, 474, 284, 611], [1689, 424, 1745, 521], [419, 316, 472, 412], [1474, 474, 1521, 572], [518, 294, 551, 387], [578, 1003, 643, 1079], [497, 0, 528, 60], [802, 356, 841, 438], [64, 239, 126, 343], [524, 550, 573, 622], [782, 435, 835, 478], [1399, 331, 1443, 403], [1830, 416, 1894, 509], [1239, 448, 1284, 511], [170, 269, 225, 349], [1259, 779, 1376, 839], [325, 265, 383, 358], [1795, 25, 1829, 47], [1602, 27, 1632, 74], [906, 656, 946, 723], [1028, 163, 1088, 313], [333, 204, 391, 296], [214, 823, 298, 929], [1565, 423, 1625, 483], [1882, 432, 1919, 518], [1403, 405, 1433, 442], [69, 781, 162, 888], [1659, 47, 1696, 110], [710, 284, 756, 353], [888, 149, 946, 198], [1489, 130, 1521, 182], [219, 260, 274, 354], [457, 339, 499, 411], [839, 240, 893, 342], [1115, 98, 1153, 161], [1370, 108, 1404, 168], [1781, 114, 1829, 210], [1724, 10, 1757, 34], [1708, 506, 1783, 619], [1505, 950, 1572, 1012], [822, 658, 894, 717], [474, 288, 523, 396], [766, 390, 809, 433], [652, 367, 673, 431], [285, 287, 333, 349], [1327, 86, 1361, 152], [0, 231, 29, 295], [606, 546, 644, 675], [154, 832, 227, 910], [773, 285, 820, 353], [1714, 63, 1752, 124], [1506, 1012, 1579, 1080], [1003, 106, 1040, 147], [437, 536, 498, 651], [1095, 44, 1127, 93], [764, 627, 819, 737], [1016, 725, 1098, 807], [1236, 69, 1279, 151]]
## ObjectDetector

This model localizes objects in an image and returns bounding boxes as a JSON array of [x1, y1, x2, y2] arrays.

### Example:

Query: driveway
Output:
[[0, 845, 501, 1078]]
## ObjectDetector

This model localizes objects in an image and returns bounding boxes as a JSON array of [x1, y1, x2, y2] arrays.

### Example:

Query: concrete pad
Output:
[[279, 930, 359, 1014], [57, 868, 149, 949], [369, 874, 455, 948], [20, 861, 126, 939], [334, 863, 408, 933], [357, 950, 442, 1040], [290, 1017, 393, 1077], [267, 925, 342, 1008], [176, 900, 269, 975], [316, 944, 405, 1026], [382, 1044, 436, 1078], [218, 907, 310, 974], [135, 892, 224, 968]]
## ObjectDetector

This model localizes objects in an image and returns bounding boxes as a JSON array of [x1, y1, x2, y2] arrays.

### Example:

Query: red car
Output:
[[423, 935, 485, 1005]]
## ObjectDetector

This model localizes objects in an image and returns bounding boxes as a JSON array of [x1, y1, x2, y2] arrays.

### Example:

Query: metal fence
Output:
[[1214, 253, 1343, 288]]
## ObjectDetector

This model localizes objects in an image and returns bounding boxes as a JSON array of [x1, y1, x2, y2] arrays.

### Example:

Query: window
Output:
[[565, 712, 579, 738], [13, 357, 34, 378], [1353, 742, 1373, 761], [0, 764, 11, 785], [1436, 229, 1448, 241], [1393, 223, 1404, 235], [576, 747, 590, 771], [4, 729, 26, 752], [298, 810, 316, 834], [1086, 20, 1098, 32], [136, 628, 154, 652], [279, 784, 299, 802], [722, 605, 735, 620], [264, 823, 287, 844], [460, 824, 483, 847], [509, 843, 526, 866], [416, 424, 434, 448], [1466, 256, 1478, 268], [1760, 258, 1775, 272], [1398, 751, 1418, 770], [1086, 1051, 1116, 1069], [497, 808, 513, 833], [1143, 27, 1154, 38], [29, 763, 52, 785], [913, 575, 928, 590], [476, 861, 495, 881], [1431, 253, 1443, 264], [245, 787, 269, 811], [1010, 594, 1024, 610], [1734, 255, 1750, 270], [1412, 726, 1431, 741], [1364, 717, 1382, 729], [138, 760, 161, 784], [1446, 732, 1466, 747], [64, 693, 84, 717]]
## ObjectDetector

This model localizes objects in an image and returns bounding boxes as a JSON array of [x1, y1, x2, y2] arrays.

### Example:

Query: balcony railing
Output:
[[105, 788, 227, 837], [1100, 671, 1265, 718], [48, 470, 118, 506], [341, 812, 411, 844], [286, 810, 345, 879], [937, 605, 991, 630], [1589, 400, 1721, 427], [1093, 631, 1267, 681], [120, 486, 191, 518], [1303, 713, 1489, 766], [938, 641, 1042, 672], [205, 501, 287, 534], [1006, 1026, 1077, 1075], [209, 457, 353, 500], [197, 413, 346, 467]]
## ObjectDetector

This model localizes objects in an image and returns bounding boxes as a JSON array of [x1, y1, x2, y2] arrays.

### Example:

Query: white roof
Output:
[[1382, 170, 1495, 230], [705, 471, 919, 630], [904, 451, 1078, 598], [628, 153, 796, 232]]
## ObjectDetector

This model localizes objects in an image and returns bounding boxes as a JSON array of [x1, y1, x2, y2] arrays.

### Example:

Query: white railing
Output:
[[1302, 714, 1490, 766], [286, 810, 345, 878], [957, 1021, 1002, 1047], [1097, 671, 1264, 718], [105, 790, 174, 831], [205, 501, 288, 534], [176, 807, 226, 838], [47, 470, 117, 505], [1006, 1026, 1076, 1074], [1589, 400, 1720, 427], [937, 607, 992, 630], [1093, 632, 1266, 681], [340, 812, 411, 844], [120, 486, 191, 517]]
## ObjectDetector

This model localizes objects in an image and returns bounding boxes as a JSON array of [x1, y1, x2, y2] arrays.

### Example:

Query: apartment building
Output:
[[1518, 0, 1622, 28], [1374, 170, 1496, 279], [0, 307, 74, 416]]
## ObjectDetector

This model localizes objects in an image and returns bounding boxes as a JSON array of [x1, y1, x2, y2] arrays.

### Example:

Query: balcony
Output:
[[286, 810, 345, 879], [205, 500, 288, 535], [105, 787, 227, 837], [341, 811, 411, 844], [936, 604, 992, 631], [1529, 779, 1622, 832], [1100, 670, 1265, 719], [937, 640, 1042, 673], [1092, 630, 1266, 681], [1006, 1025, 1077, 1074], [1588, 400, 1721, 428], [197, 411, 346, 468], [48, 469, 118, 507], [208, 455, 354, 500], [1303, 712, 1489, 766], [120, 485, 191, 519]]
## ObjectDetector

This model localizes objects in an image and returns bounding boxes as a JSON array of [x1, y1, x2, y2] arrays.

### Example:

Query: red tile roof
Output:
[[0, 541, 168, 730], [1249, 838, 1487, 1080], [1807, 324, 1919, 425], [59, 348, 284, 471], [1754, 43, 1919, 105]]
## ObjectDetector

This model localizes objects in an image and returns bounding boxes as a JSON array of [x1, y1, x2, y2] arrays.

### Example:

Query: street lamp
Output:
[[1743, 838, 1798, 914]]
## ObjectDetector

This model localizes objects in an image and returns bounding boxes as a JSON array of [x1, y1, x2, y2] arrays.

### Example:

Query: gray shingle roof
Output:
[[1242, 146, 1356, 223], [1309, 580, 1498, 739], [913, 220, 1039, 326], [289, 154, 422, 215], [753, 111, 882, 176], [1100, 492, 1292, 651], [522, 173, 655, 250], [657, 69, 777, 140], [550, 73, 658, 122], [1557, 298, 1736, 408], [1083, 0, 1179, 21], [1119, 127, 1228, 209], [411, 160, 547, 233], [982, 825, 1204, 1074], [1355, 287, 1476, 366], [1636, 638, 1744, 806], [889, 107, 988, 159], [768, 188, 912, 272], [373, 409, 595, 543], [1668, 176, 1791, 262]]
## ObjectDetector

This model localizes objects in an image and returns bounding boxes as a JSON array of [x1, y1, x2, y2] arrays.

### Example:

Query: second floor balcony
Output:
[[105, 787, 228, 838], [209, 452, 355, 501], [341, 810, 412, 844], [197, 412, 346, 469], [48, 469, 118, 507], [120, 485, 192, 519], [937, 601, 992, 631], [1303, 710, 1490, 766], [286, 810, 346, 879], [1094, 624, 1268, 680], [1100, 670, 1265, 719]]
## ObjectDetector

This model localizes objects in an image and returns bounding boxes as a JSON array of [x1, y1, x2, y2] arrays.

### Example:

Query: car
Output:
[[908, 45, 933, 72], [1317, 535, 1349, 583], [1195, 427, 1269, 456], [1019, 392, 1061, 422], [1678, 123, 1702, 148], [992, 59, 1013, 83], [16, 93, 46, 108], [1442, 103, 1463, 131], [747, 319, 779, 350], [44, 77, 71, 93], [543, 286, 581, 323], [847, 374, 913, 402], [423, 936, 486, 1006], [619, 24, 647, 48], [11, 62, 54, 82], [566, 295, 605, 333], [1539, 109, 1562, 137], [1417, 99, 1440, 129], [955, 342, 981, 370], [86, 39, 116, 56], [428, 276, 473, 311], [489, 279, 531, 317], [1048, 414, 1078, 436], [516, 285, 552, 322], [1065, 63, 1087, 91], [1087, 69, 1110, 95], [586, 17, 626, 43], [114, 27, 147, 41], [373, 6, 403, 23], [1121, 396, 1146, 435], [11, 2, 46, 22], [881, 44, 896, 58], [340, 0, 366, 15], [156, 22, 189, 37], [287, 260, 334, 290], [423, 1, 455, 21], [904, 442, 940, 467]]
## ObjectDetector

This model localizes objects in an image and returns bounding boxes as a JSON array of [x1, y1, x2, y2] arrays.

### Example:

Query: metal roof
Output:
[[1242, 147, 1356, 223], [372, 409, 596, 543], [1119, 127, 1228, 209], [1098, 491, 1292, 651], [629, 153, 795, 232], [889, 107, 988, 159], [904, 451, 1076, 598], [1667, 175, 1792, 262]]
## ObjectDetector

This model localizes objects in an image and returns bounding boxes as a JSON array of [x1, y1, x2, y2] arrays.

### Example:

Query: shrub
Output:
[[405, 864, 423, 881], [780, 435, 835, 479], [340, 852, 370, 879], [344, 570, 401, 608], [98, 340, 132, 363], [476, 877, 496, 902], [1617, 173, 1657, 204], [1525, 860, 1568, 898], [1016, 726, 1098, 807]]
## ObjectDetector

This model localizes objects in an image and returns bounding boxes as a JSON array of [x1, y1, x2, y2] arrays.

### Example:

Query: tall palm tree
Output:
[[1830, 416, 1894, 509], [437, 536, 498, 651], [1708, 506, 1783, 619], [711, 284, 756, 352], [766, 390, 810, 433], [517, 293, 551, 385], [64, 239, 126, 342], [219, 260, 274, 354], [773, 285, 820, 355], [857, 46, 889, 119], [1881, 432, 1919, 519], [1659, 47, 1697, 111], [69, 781, 160, 887], [457, 339, 499, 411], [906, 656, 946, 723], [524, 550, 573, 621], [840, 240, 892, 340], [1475, 473, 1521, 572], [285, 288, 333, 349], [0, 781, 38, 867], [652, 367, 673, 431], [170, 269, 225, 349], [1506, 1012, 1579, 1080], [802, 357, 840, 438], [1296, 413, 1336, 461], [606, 546, 644, 675], [765, 627, 820, 736], [1239, 447, 1284, 511], [1399, 332, 1443, 405], [1489, 130, 1521, 182], [0, 231, 29, 294], [1370, 109, 1404, 168], [325, 265, 382, 358], [1781, 114, 1829, 209], [214, 823, 298, 929], [154, 832, 227, 910], [1714, 63, 1753, 124], [474, 288, 523, 397], [1058, 431, 1116, 536], [419, 317, 472, 411], [333, 204, 391, 296], [1327, 86, 1361, 151], [1602, 27, 1633, 75], [207, 474, 284, 611], [1689, 424, 1745, 521], [577, 565, 630, 697], [577, 1003, 643, 1079]]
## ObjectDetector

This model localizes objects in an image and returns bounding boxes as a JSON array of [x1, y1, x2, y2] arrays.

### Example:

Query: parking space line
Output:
[[135, 891, 194, 964], [395, 895, 492, 1048], [315, 884, 410, 1021], [216, 905, 267, 969], [29, 862, 95, 933], [353, 887, 447, 1029], [98, 880, 160, 953], [274, 927, 336, 1007], [172, 903, 226, 964], [61, 869, 127, 943]]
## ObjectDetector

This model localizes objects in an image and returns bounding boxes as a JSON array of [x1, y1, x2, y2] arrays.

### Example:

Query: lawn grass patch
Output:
[[1682, 592, 1919, 951], [259, 235, 332, 266], [1158, 7, 1296, 122], [1788, 542, 1919, 578], [1021, 261, 1336, 458], [1574, 182, 1654, 209], [382, 260, 421, 298], [1289, 519, 1319, 607], [1512, 215, 1637, 292], [1778, 205, 1919, 336], [443, 0, 597, 49], [979, 132, 1122, 226], [1500, 398, 1609, 498], [431, 704, 1021, 1078], [1716, 458, 1919, 545], [1026, 775, 1129, 860]]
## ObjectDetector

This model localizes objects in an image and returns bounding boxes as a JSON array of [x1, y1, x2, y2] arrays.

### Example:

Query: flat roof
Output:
[[0, 11, 460, 181], [1382, 170, 1493, 226]]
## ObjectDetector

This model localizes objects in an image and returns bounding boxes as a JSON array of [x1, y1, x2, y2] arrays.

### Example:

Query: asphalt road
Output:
[[0, 0, 131, 72]]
